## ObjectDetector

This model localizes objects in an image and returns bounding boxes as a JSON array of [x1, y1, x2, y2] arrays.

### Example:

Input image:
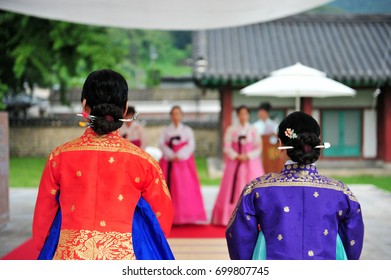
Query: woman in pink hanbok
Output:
[[118, 106, 147, 149], [159, 106, 207, 225], [212, 105, 264, 226]]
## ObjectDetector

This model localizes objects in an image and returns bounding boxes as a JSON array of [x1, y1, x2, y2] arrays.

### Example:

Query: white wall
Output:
[[363, 109, 377, 158]]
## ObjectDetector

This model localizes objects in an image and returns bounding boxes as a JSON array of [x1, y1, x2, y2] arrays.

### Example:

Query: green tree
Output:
[[0, 10, 192, 108], [0, 11, 133, 105]]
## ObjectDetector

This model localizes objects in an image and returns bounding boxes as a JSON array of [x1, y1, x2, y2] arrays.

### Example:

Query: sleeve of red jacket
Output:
[[141, 157, 174, 237], [32, 152, 60, 251]]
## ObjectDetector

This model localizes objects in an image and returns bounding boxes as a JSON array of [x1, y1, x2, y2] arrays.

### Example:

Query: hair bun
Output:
[[90, 103, 123, 135], [288, 132, 321, 164]]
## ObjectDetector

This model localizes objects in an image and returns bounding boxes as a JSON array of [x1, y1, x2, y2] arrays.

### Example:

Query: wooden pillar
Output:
[[301, 97, 313, 115], [219, 86, 233, 136], [377, 87, 391, 164], [219, 86, 233, 156], [377, 90, 385, 160], [383, 88, 391, 164], [0, 112, 9, 228]]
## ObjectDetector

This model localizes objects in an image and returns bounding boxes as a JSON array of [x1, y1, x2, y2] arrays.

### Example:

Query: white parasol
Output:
[[240, 62, 356, 111]]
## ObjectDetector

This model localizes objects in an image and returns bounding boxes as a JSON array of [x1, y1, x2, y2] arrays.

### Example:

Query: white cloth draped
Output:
[[0, 0, 331, 30]]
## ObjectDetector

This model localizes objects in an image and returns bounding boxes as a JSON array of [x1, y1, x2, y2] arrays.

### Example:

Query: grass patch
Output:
[[195, 157, 221, 186], [9, 157, 391, 193], [331, 175, 391, 193], [10, 157, 47, 187]]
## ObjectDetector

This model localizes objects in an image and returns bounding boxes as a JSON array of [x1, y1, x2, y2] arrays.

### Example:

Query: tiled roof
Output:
[[192, 14, 391, 88]]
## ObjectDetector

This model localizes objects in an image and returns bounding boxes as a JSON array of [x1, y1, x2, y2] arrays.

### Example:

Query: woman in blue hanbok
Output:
[[226, 111, 364, 260]]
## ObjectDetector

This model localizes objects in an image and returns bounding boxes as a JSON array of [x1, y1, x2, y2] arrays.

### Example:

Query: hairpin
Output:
[[277, 142, 331, 150], [119, 112, 140, 122], [285, 128, 297, 139], [76, 112, 96, 120]]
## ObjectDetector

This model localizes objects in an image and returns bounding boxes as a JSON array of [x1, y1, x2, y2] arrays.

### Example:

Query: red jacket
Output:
[[33, 128, 173, 260]]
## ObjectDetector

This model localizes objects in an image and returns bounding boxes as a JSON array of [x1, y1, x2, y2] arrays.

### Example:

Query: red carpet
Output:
[[1, 239, 39, 260], [169, 224, 226, 238], [1, 224, 226, 260]]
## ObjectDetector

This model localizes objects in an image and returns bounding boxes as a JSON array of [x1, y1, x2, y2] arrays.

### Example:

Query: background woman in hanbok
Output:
[[159, 105, 207, 225], [212, 105, 264, 226], [226, 111, 364, 260], [119, 106, 147, 149], [33, 69, 174, 260]]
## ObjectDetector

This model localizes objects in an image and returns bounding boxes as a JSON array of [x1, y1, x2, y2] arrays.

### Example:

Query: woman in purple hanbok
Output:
[[159, 106, 207, 225], [212, 105, 264, 226], [226, 111, 364, 260]]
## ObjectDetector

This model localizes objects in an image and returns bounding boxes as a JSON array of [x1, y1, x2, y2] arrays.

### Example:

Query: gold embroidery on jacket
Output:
[[53, 229, 135, 260], [50, 128, 171, 199], [227, 165, 359, 229]]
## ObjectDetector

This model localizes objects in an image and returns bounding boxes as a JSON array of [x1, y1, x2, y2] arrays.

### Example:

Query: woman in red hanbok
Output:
[[212, 105, 264, 226], [159, 106, 207, 225], [33, 69, 174, 260]]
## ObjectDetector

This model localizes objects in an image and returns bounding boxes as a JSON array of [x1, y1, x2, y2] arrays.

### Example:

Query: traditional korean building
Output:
[[192, 13, 391, 167]]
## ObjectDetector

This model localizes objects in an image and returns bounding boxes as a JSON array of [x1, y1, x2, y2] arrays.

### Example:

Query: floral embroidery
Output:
[[49, 128, 171, 200], [226, 163, 358, 229]]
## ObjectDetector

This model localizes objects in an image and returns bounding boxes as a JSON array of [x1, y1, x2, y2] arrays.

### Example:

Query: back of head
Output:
[[278, 111, 321, 164], [81, 69, 128, 135]]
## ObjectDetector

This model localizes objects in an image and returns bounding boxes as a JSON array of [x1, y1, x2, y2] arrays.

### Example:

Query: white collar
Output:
[[169, 122, 183, 130]]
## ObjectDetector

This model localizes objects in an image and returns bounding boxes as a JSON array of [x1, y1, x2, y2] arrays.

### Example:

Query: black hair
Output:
[[258, 102, 271, 112], [170, 105, 182, 115], [236, 105, 249, 114], [278, 111, 321, 164], [81, 69, 128, 135], [126, 106, 136, 116]]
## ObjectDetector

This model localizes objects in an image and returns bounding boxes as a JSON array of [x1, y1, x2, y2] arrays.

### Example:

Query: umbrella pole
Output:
[[295, 95, 300, 111]]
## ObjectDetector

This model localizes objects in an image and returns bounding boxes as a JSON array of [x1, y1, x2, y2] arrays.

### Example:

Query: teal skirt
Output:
[[252, 231, 347, 260]]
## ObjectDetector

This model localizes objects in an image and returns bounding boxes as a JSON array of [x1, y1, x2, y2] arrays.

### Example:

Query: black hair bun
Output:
[[90, 103, 123, 135], [278, 111, 322, 164], [287, 132, 321, 164]]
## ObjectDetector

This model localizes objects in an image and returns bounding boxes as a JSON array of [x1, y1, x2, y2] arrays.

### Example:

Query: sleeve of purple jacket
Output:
[[226, 184, 259, 260], [338, 188, 365, 260]]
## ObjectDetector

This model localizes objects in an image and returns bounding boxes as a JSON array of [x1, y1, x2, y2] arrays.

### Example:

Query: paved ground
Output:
[[1, 184, 391, 260]]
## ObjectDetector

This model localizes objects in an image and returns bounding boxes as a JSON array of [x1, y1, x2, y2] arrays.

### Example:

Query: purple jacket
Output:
[[226, 163, 364, 260]]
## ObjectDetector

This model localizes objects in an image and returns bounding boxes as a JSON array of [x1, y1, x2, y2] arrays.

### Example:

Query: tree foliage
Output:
[[0, 10, 192, 106]]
